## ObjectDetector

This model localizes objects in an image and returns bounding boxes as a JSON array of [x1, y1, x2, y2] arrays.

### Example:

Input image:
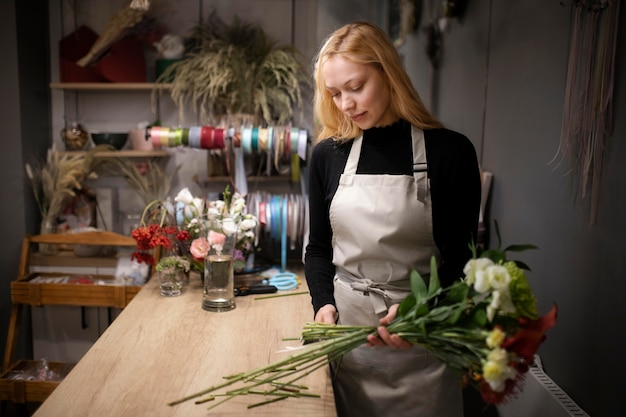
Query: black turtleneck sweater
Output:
[[304, 120, 481, 315]]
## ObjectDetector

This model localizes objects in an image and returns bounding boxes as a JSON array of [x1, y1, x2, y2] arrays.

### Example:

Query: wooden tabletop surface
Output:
[[33, 269, 336, 417]]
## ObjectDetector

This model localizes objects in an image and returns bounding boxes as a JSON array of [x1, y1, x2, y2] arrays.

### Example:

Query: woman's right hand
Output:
[[314, 304, 338, 324]]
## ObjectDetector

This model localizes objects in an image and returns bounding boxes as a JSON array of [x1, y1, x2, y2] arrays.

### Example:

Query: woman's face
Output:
[[322, 56, 396, 129]]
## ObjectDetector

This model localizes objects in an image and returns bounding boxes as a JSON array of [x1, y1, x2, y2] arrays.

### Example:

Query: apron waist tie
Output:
[[337, 271, 411, 315]]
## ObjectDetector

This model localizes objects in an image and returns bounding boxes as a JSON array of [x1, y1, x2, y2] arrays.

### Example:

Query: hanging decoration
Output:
[[552, 0, 620, 225], [129, 0, 150, 11], [421, 0, 468, 113], [389, 0, 423, 48]]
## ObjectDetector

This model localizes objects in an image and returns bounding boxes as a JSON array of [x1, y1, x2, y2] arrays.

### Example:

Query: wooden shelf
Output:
[[194, 175, 297, 187], [50, 82, 172, 91], [56, 150, 170, 158], [30, 251, 129, 269]]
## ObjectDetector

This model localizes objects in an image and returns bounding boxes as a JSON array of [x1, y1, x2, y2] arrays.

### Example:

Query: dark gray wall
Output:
[[399, 1, 624, 415], [0, 0, 50, 370]]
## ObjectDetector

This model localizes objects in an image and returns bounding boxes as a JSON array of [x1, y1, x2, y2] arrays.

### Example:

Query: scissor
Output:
[[234, 284, 277, 296], [262, 272, 299, 290]]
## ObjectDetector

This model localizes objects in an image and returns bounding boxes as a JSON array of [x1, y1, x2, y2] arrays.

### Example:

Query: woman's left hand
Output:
[[366, 304, 412, 349]]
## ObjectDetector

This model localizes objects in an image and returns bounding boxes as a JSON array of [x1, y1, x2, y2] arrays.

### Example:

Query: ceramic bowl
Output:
[[91, 132, 128, 150]]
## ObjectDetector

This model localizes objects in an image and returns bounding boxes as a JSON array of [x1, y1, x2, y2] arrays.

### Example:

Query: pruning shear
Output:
[[234, 284, 277, 297], [262, 272, 299, 291]]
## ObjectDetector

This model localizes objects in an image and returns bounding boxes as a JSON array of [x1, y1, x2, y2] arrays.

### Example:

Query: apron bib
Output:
[[329, 126, 462, 417]]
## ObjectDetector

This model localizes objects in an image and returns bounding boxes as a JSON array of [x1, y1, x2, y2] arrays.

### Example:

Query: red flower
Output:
[[131, 224, 191, 266], [502, 304, 558, 362]]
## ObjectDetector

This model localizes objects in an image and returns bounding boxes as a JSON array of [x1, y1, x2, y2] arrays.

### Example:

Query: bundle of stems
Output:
[[168, 328, 369, 410]]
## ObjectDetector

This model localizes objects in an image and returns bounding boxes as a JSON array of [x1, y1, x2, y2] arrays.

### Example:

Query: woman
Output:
[[304, 22, 481, 417]]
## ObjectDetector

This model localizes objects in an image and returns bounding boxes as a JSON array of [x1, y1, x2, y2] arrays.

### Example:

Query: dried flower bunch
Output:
[[24, 146, 102, 224], [168, 226, 557, 410], [102, 158, 180, 206]]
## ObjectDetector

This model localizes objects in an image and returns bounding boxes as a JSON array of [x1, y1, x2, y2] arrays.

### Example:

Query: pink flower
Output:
[[208, 230, 226, 246], [190, 237, 210, 259]]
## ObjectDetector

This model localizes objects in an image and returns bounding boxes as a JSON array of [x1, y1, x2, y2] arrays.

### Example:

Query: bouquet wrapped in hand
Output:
[[169, 228, 557, 410]]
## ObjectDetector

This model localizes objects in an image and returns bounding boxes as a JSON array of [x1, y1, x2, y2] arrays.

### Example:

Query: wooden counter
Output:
[[33, 272, 337, 417]]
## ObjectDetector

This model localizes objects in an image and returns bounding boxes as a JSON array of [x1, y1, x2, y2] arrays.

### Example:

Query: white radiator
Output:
[[497, 356, 589, 417]]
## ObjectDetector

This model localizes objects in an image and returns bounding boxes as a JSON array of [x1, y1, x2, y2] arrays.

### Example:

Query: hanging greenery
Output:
[[155, 10, 310, 126], [552, 0, 619, 224]]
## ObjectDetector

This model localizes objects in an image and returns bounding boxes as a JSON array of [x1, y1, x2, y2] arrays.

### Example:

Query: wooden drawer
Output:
[[0, 360, 75, 403], [11, 273, 142, 308]]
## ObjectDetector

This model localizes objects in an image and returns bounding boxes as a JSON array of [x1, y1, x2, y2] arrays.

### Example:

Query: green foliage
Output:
[[472, 220, 538, 270], [157, 10, 310, 125]]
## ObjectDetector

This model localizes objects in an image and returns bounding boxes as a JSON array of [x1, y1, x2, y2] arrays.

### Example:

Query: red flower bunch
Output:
[[476, 305, 558, 403], [130, 204, 192, 266]]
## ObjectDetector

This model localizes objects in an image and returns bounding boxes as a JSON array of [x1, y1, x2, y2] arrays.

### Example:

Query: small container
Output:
[[158, 270, 184, 297], [61, 122, 89, 150], [129, 128, 153, 151]]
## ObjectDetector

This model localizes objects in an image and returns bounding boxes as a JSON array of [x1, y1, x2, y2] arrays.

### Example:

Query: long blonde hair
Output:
[[313, 22, 442, 142]]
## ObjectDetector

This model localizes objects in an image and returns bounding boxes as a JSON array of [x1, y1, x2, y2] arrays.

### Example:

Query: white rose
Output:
[[175, 188, 194, 205], [221, 218, 238, 236], [474, 269, 491, 293], [240, 218, 257, 231], [486, 265, 511, 290], [463, 258, 494, 285]]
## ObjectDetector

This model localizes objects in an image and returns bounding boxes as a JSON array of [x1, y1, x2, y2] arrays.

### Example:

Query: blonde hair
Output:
[[313, 22, 442, 142]]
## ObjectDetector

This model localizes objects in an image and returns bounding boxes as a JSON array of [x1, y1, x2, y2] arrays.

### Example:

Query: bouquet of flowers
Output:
[[168, 228, 557, 410], [131, 186, 258, 272]]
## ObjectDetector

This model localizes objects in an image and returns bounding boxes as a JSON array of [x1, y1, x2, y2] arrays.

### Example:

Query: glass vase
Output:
[[158, 270, 184, 297], [202, 219, 238, 312], [39, 218, 58, 256]]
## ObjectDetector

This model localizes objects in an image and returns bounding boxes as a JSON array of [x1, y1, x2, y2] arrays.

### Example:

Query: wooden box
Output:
[[0, 360, 75, 403], [11, 272, 141, 309]]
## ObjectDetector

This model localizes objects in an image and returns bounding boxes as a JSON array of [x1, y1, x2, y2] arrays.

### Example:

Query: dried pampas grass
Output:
[[25, 147, 101, 223], [102, 158, 180, 206]]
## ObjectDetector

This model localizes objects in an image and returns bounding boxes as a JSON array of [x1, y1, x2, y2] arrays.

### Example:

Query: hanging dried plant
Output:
[[154, 10, 310, 126], [551, 0, 619, 224]]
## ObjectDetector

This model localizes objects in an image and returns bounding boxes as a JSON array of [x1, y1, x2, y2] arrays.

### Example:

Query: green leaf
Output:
[[504, 244, 538, 252], [513, 260, 532, 271], [446, 282, 469, 304], [494, 219, 503, 249], [427, 256, 441, 297], [398, 294, 416, 319], [480, 249, 506, 264], [472, 308, 487, 327], [427, 305, 456, 322], [415, 303, 430, 319], [410, 269, 428, 302]]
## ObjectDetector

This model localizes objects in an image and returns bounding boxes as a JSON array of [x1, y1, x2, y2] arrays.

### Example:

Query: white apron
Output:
[[329, 126, 462, 417]]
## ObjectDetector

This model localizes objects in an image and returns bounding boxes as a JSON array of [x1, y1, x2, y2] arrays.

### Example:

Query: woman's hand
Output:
[[366, 304, 412, 349], [314, 304, 338, 324]]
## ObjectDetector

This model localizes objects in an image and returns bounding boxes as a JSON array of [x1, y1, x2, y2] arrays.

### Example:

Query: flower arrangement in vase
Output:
[[131, 186, 258, 274]]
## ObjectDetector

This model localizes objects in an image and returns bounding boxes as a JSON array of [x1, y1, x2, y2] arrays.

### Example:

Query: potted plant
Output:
[[155, 10, 310, 126]]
